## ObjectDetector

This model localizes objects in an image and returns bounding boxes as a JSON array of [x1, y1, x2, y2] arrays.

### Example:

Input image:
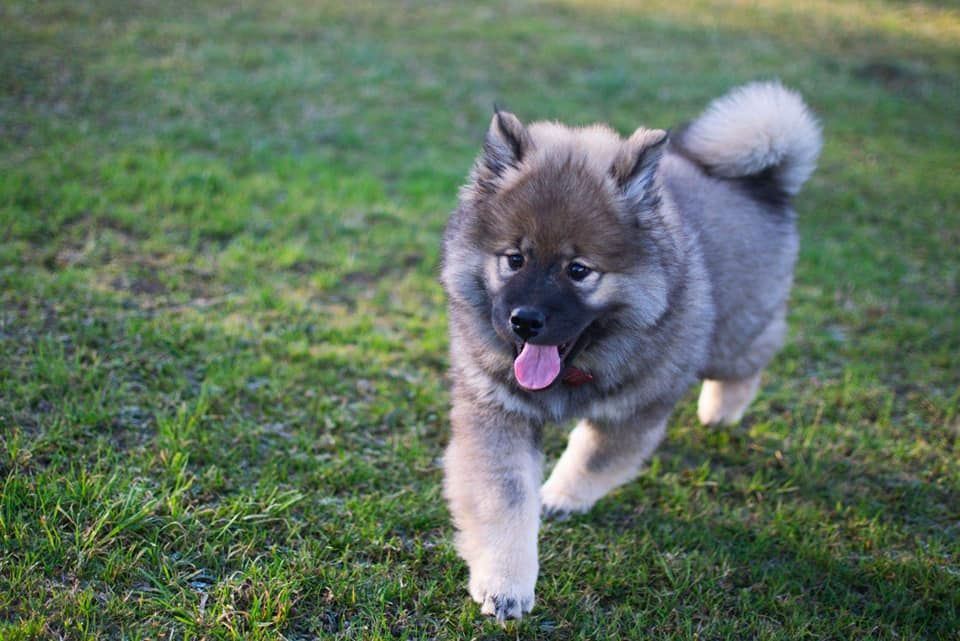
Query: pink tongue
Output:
[[514, 343, 562, 390]]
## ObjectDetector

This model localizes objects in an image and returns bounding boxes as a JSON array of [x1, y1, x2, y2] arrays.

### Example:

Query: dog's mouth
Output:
[[512, 333, 589, 391]]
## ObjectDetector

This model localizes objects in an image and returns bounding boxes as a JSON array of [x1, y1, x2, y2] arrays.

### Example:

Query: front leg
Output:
[[541, 408, 670, 517], [443, 395, 542, 622]]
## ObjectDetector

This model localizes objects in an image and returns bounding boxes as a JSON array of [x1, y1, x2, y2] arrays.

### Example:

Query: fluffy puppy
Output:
[[441, 82, 822, 621]]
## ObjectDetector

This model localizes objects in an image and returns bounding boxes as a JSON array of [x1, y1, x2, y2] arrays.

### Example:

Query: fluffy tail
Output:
[[678, 81, 822, 196]]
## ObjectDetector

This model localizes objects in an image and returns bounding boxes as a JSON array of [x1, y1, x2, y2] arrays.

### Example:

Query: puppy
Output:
[[441, 82, 821, 620]]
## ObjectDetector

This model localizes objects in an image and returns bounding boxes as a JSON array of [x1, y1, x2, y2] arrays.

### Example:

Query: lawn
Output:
[[1, 1, 958, 639]]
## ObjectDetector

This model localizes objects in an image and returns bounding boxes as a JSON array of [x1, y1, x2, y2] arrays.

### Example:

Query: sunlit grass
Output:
[[558, 0, 960, 52]]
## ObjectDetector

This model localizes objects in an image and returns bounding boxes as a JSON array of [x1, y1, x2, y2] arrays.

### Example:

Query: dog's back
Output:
[[662, 82, 822, 380]]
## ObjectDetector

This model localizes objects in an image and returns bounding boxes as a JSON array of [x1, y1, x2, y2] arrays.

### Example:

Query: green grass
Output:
[[1, 1, 958, 639]]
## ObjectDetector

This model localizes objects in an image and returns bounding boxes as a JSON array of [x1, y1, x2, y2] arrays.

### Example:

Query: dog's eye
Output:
[[506, 254, 525, 271], [567, 262, 591, 281]]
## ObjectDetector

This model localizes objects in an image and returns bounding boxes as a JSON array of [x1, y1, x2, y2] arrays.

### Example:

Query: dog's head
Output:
[[445, 110, 674, 391]]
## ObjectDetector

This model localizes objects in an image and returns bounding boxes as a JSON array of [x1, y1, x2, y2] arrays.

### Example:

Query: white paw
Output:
[[469, 572, 536, 622], [540, 479, 596, 519]]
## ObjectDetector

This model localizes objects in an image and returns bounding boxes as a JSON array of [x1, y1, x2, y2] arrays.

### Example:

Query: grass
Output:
[[1, 0, 958, 638]]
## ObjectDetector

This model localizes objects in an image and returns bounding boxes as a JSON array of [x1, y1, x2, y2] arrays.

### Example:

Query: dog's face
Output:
[[449, 111, 672, 390], [480, 161, 630, 390]]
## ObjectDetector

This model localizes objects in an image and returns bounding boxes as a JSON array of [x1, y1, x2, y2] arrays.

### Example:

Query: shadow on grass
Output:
[[542, 435, 960, 637], [559, 509, 957, 638]]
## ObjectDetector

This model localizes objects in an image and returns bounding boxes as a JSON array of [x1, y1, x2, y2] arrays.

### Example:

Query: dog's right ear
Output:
[[482, 109, 531, 175]]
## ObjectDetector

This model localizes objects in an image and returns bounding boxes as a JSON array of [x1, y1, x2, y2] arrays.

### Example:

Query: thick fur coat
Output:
[[441, 82, 822, 621]]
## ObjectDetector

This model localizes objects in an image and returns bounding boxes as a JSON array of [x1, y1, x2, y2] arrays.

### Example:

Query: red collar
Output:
[[562, 366, 593, 387]]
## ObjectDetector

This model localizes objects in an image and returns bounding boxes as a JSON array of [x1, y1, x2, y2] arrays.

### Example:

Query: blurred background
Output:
[[1, 1, 958, 639]]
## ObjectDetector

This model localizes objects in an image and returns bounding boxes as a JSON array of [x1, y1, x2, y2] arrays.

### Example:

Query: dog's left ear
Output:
[[610, 128, 668, 206]]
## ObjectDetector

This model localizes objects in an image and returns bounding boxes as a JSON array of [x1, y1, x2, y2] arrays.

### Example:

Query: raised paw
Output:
[[540, 481, 595, 518], [541, 501, 573, 521]]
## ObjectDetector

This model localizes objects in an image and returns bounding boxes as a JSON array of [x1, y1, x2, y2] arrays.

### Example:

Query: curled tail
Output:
[[677, 81, 822, 197]]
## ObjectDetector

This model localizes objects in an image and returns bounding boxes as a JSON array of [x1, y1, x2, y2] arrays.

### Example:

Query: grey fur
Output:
[[441, 82, 821, 620]]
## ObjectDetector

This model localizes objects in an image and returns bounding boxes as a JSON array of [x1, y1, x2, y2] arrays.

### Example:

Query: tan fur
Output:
[[541, 414, 667, 514], [698, 374, 763, 426]]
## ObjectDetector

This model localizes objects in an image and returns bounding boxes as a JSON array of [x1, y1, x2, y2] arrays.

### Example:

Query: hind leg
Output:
[[697, 374, 762, 426], [698, 305, 787, 426]]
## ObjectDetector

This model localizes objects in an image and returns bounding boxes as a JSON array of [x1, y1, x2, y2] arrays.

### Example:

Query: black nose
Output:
[[510, 306, 545, 340]]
